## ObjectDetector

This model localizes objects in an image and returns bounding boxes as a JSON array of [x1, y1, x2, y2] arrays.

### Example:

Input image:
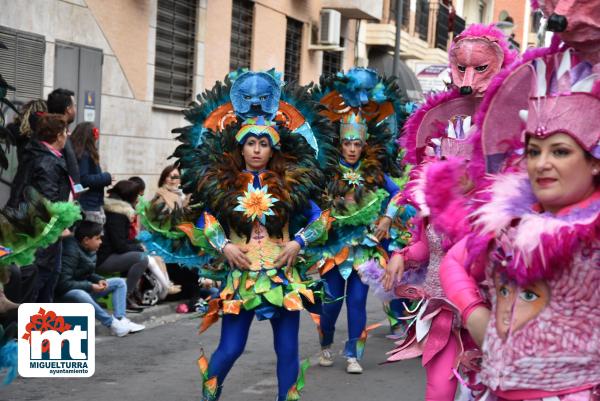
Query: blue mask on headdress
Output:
[[335, 68, 381, 108], [230, 72, 281, 120]]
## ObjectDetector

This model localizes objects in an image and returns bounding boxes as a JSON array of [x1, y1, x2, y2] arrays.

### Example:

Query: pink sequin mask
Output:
[[449, 37, 504, 96]]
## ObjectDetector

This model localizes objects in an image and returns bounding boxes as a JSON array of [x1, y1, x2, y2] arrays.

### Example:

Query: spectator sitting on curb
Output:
[[97, 180, 150, 312], [55, 220, 145, 337]]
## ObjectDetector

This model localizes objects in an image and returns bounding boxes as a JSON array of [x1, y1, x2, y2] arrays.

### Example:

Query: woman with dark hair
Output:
[[5, 99, 47, 163], [96, 180, 150, 311], [71, 122, 112, 224], [128, 176, 146, 197], [154, 165, 187, 212], [8, 113, 74, 302], [178, 117, 330, 401]]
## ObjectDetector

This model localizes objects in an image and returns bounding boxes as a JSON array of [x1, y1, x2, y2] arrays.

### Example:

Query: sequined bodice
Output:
[[423, 225, 445, 298]]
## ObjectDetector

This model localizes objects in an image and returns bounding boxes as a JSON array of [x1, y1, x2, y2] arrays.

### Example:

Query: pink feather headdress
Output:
[[520, 49, 600, 157]]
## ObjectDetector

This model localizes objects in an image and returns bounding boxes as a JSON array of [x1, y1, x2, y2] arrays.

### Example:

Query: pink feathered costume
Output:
[[384, 24, 518, 401], [440, 46, 600, 401]]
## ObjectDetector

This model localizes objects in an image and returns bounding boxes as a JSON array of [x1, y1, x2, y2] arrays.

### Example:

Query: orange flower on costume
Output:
[[234, 184, 278, 224]]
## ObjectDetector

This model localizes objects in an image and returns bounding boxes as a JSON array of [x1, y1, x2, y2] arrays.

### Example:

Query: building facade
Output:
[[1, 0, 497, 198]]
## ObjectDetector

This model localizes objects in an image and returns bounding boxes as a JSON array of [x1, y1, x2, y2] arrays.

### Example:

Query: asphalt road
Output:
[[5, 294, 426, 401]]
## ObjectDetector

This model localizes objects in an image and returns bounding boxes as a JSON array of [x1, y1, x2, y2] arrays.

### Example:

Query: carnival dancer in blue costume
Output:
[[138, 69, 335, 401], [310, 68, 415, 374]]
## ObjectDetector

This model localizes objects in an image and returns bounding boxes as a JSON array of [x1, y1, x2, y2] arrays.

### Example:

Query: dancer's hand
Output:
[[274, 241, 301, 268], [97, 280, 108, 290], [466, 306, 490, 347], [223, 243, 251, 269], [374, 217, 392, 241], [382, 253, 405, 292], [91, 283, 105, 293]]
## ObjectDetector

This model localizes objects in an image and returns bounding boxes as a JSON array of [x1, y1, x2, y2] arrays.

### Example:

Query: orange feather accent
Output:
[[283, 292, 303, 311], [222, 300, 242, 315]]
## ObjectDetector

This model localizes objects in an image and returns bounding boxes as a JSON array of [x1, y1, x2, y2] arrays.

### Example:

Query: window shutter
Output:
[[153, 0, 198, 107], [230, 0, 253, 71], [0, 27, 45, 104], [285, 18, 303, 83], [322, 38, 344, 76]]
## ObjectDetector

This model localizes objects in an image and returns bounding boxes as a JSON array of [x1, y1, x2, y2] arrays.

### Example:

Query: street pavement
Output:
[[4, 293, 426, 401]]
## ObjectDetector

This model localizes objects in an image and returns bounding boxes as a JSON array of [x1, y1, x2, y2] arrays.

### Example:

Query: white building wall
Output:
[[0, 0, 207, 196]]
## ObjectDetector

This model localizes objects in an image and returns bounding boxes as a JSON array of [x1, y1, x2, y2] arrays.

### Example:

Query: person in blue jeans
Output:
[[55, 221, 145, 337]]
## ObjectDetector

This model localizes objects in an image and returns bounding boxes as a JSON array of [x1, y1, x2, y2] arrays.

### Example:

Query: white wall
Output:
[[0, 0, 207, 197]]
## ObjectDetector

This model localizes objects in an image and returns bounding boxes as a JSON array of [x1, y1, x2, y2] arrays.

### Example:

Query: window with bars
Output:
[[285, 18, 303, 83], [416, 0, 430, 42], [389, 0, 410, 29], [322, 38, 344, 76], [435, 4, 450, 51], [153, 0, 198, 107], [0, 26, 45, 106], [230, 0, 253, 70]]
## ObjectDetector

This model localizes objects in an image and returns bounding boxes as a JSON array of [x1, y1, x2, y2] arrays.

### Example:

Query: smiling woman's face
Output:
[[494, 273, 550, 340], [526, 133, 599, 214]]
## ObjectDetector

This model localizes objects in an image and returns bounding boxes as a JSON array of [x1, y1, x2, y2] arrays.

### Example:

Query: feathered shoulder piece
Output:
[[311, 68, 411, 176], [400, 89, 464, 164], [172, 68, 336, 171], [324, 118, 394, 209], [422, 157, 474, 249], [0, 188, 81, 266], [471, 172, 600, 285], [311, 69, 409, 130], [174, 120, 324, 240]]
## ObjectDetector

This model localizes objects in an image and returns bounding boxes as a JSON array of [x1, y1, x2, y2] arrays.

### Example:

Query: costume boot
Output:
[[0, 288, 18, 314]]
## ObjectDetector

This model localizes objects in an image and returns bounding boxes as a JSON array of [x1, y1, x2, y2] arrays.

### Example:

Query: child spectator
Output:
[[55, 221, 145, 337]]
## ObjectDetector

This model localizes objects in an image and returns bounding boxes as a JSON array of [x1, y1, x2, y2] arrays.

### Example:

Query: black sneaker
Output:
[[126, 295, 145, 313]]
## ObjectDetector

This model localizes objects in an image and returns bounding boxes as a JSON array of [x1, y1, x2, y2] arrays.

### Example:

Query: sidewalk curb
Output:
[[96, 301, 182, 336]]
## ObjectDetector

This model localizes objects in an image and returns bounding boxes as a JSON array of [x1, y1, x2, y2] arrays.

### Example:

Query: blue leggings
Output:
[[207, 309, 300, 401], [319, 268, 369, 358]]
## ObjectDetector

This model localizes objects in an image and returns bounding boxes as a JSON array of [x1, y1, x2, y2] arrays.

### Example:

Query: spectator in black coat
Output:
[[47, 88, 80, 185], [71, 122, 112, 224], [96, 180, 150, 311], [7, 113, 72, 302]]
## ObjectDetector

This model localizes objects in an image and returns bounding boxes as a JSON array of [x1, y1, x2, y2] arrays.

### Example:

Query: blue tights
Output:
[[319, 269, 369, 358], [207, 309, 300, 400]]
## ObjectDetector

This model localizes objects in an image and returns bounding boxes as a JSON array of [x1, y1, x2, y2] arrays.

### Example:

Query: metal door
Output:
[[54, 42, 102, 129]]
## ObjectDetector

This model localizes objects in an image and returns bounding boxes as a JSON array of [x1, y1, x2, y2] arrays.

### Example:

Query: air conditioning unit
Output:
[[319, 9, 341, 46]]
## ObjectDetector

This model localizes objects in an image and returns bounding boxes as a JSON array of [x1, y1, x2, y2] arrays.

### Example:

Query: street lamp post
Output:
[[393, 0, 404, 77]]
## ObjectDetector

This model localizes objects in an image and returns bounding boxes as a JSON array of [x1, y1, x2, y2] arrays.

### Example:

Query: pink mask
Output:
[[540, 0, 600, 53], [449, 38, 504, 96]]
